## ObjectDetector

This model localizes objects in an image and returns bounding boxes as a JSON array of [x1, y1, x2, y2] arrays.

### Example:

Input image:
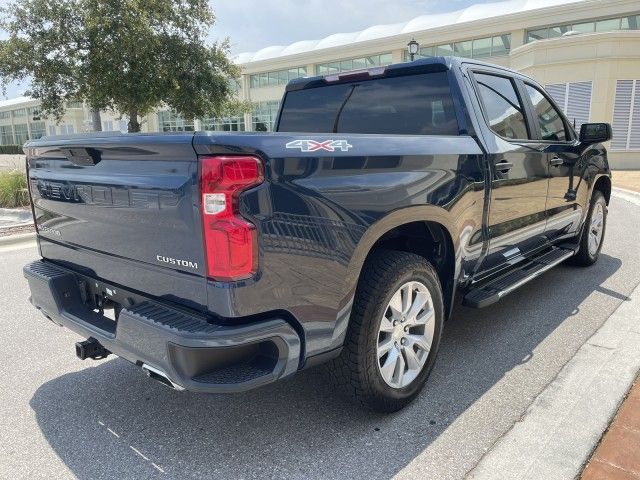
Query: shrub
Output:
[[0, 145, 24, 155], [0, 170, 29, 208]]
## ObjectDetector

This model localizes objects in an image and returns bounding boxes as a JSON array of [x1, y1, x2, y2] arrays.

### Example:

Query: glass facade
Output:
[[0, 125, 13, 145], [316, 53, 393, 75], [29, 121, 46, 139], [404, 34, 511, 61], [526, 14, 640, 42], [201, 115, 245, 131], [157, 110, 195, 132], [250, 67, 307, 88], [252, 101, 280, 132], [13, 124, 29, 144]]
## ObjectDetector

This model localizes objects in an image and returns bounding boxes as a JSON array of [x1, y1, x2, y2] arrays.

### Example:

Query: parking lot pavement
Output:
[[1, 194, 639, 480]]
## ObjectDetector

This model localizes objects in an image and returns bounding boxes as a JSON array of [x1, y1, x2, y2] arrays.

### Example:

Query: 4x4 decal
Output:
[[285, 139, 353, 152]]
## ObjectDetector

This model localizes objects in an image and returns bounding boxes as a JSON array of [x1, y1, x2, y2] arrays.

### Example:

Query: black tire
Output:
[[569, 190, 607, 267], [327, 250, 444, 413]]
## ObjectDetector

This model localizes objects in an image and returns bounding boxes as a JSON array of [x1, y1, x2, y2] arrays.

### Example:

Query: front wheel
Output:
[[570, 190, 607, 266], [328, 250, 444, 412]]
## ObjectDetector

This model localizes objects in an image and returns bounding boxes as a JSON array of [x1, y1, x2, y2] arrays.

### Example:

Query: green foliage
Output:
[[0, 170, 29, 208], [0, 0, 241, 132], [0, 145, 24, 154]]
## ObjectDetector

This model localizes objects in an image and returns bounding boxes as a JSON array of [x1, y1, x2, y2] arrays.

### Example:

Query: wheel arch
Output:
[[593, 174, 612, 205], [346, 207, 459, 320]]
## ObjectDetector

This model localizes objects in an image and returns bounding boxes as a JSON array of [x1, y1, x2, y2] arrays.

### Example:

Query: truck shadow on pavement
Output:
[[30, 254, 627, 479]]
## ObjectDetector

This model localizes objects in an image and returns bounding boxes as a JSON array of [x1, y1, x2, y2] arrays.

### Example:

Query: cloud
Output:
[[209, 0, 484, 54]]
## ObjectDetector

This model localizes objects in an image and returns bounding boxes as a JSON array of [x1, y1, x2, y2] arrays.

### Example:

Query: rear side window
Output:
[[474, 72, 529, 140], [524, 84, 568, 141], [278, 71, 459, 135]]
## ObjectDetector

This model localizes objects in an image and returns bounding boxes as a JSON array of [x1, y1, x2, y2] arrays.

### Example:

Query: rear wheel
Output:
[[570, 190, 607, 266], [328, 250, 444, 412]]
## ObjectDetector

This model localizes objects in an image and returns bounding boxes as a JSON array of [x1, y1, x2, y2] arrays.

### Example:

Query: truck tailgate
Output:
[[26, 133, 207, 311]]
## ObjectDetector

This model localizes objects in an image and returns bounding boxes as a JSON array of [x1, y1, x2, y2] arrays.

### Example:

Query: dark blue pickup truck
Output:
[[23, 57, 612, 411]]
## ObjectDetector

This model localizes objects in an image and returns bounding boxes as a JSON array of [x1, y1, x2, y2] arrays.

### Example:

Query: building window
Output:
[[252, 101, 280, 132], [13, 124, 29, 144], [250, 67, 307, 89], [404, 45, 435, 61], [526, 13, 640, 42], [0, 125, 13, 145], [30, 121, 46, 140], [12, 108, 27, 118], [545, 81, 592, 131], [157, 110, 194, 132], [59, 124, 75, 135], [611, 79, 640, 151], [622, 14, 640, 30], [102, 121, 114, 131], [48, 126, 56, 136], [201, 116, 245, 132], [0, 111, 11, 120], [316, 53, 392, 75], [27, 106, 41, 120], [404, 34, 510, 61], [471, 37, 492, 58]]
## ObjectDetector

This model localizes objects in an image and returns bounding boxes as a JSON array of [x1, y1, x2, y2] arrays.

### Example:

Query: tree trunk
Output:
[[128, 108, 141, 133], [90, 109, 102, 131]]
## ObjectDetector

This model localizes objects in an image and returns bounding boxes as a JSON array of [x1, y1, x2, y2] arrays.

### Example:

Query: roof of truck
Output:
[[285, 56, 525, 91]]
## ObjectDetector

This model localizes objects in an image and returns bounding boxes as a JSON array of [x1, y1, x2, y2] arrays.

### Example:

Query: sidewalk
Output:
[[613, 171, 640, 193], [582, 378, 640, 479], [468, 279, 640, 480]]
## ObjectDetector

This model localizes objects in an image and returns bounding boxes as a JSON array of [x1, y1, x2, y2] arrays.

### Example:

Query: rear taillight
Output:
[[199, 155, 264, 281]]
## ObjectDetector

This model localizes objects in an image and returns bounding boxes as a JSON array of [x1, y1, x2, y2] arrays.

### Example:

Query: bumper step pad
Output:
[[23, 260, 301, 393]]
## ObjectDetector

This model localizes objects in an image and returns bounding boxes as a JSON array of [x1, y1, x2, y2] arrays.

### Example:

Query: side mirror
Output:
[[579, 123, 612, 144]]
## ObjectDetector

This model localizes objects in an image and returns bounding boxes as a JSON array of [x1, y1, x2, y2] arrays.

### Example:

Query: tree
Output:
[[0, 0, 243, 132]]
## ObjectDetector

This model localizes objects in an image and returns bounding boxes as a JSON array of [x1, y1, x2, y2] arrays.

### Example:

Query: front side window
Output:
[[474, 73, 529, 140], [525, 84, 568, 141]]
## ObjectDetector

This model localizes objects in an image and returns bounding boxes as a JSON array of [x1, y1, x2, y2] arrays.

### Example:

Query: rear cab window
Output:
[[473, 72, 530, 140], [277, 71, 459, 135]]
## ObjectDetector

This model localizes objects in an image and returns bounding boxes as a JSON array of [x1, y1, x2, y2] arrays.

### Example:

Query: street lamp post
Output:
[[407, 39, 419, 61]]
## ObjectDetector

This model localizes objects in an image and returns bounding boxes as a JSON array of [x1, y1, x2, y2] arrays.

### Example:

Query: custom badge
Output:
[[285, 139, 353, 152]]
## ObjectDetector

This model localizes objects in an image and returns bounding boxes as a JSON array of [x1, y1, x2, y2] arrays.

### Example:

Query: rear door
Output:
[[26, 133, 207, 311], [469, 69, 549, 276], [520, 82, 585, 240]]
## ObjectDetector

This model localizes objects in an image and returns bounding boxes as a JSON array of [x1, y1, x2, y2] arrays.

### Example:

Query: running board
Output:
[[463, 247, 576, 308]]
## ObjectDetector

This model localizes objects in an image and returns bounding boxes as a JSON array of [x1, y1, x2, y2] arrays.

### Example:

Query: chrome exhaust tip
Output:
[[141, 364, 185, 391]]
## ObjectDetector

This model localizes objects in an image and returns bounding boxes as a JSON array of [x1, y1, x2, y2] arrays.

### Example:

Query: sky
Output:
[[0, 0, 492, 100]]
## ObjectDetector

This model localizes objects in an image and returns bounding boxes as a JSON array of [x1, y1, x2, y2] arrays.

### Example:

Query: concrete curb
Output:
[[467, 281, 640, 480], [0, 232, 36, 247], [613, 187, 640, 206]]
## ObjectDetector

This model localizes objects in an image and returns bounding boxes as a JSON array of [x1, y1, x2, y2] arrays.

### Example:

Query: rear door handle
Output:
[[496, 161, 513, 172], [550, 157, 564, 167]]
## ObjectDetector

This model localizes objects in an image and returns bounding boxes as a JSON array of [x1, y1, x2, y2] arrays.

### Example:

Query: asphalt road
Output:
[[1, 194, 639, 480]]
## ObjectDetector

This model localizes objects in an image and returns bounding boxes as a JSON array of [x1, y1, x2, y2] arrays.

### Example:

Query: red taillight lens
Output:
[[200, 155, 264, 281]]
